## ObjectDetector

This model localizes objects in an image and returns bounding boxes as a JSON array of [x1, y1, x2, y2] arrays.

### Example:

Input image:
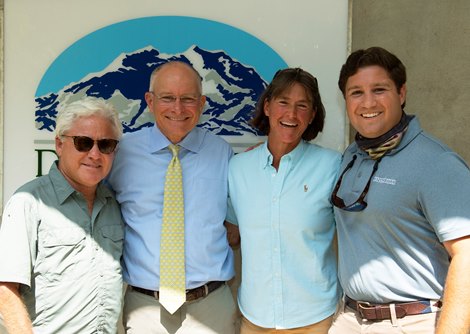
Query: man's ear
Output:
[[144, 91, 154, 112], [198, 95, 207, 115], [55, 136, 63, 157], [399, 83, 407, 106]]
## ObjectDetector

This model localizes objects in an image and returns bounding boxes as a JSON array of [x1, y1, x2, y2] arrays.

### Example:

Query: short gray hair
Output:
[[55, 97, 122, 139]]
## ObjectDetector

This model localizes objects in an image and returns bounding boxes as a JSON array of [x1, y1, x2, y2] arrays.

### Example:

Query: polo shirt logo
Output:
[[373, 176, 397, 186]]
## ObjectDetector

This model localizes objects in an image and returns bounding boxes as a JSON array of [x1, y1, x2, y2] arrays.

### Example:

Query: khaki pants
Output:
[[241, 315, 333, 334], [328, 305, 439, 334], [123, 284, 237, 334], [0, 314, 7, 334]]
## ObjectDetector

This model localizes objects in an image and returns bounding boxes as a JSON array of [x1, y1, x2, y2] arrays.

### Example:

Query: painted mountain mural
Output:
[[35, 45, 267, 137]]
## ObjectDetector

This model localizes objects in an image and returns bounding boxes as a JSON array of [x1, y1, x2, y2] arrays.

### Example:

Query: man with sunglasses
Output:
[[329, 47, 470, 333], [0, 97, 124, 333], [106, 61, 236, 333]]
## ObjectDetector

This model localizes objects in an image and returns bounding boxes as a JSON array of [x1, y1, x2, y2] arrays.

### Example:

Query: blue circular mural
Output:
[[35, 16, 288, 136]]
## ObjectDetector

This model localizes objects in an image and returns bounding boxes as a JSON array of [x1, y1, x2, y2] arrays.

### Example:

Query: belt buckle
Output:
[[357, 301, 402, 321], [356, 301, 379, 320], [356, 301, 371, 315]]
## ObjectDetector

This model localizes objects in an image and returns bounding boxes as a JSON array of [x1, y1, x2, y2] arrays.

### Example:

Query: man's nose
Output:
[[362, 92, 377, 108], [88, 142, 102, 157]]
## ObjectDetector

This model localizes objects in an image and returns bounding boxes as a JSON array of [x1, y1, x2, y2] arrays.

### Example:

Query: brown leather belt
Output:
[[345, 296, 442, 321], [131, 281, 225, 302]]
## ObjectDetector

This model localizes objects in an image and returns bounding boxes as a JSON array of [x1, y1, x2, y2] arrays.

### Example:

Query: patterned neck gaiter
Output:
[[355, 113, 414, 160]]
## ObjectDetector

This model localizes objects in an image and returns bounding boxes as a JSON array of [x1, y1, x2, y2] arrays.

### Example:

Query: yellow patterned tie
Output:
[[159, 144, 186, 314]]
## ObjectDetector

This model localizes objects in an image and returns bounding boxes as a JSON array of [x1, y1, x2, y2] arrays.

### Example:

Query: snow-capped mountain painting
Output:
[[35, 45, 267, 137]]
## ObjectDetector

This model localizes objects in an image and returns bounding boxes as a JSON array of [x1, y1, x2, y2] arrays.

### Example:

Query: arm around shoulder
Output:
[[0, 282, 33, 334]]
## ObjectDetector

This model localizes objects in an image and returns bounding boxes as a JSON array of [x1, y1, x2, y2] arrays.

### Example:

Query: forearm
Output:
[[0, 283, 33, 334], [224, 221, 240, 248], [436, 241, 470, 333]]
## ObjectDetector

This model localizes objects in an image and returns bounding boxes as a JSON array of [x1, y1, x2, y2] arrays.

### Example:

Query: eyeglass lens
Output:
[[64, 136, 119, 154], [150, 92, 200, 106]]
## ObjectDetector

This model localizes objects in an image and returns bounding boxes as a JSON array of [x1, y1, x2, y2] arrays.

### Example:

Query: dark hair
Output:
[[251, 68, 325, 141], [338, 47, 407, 108]]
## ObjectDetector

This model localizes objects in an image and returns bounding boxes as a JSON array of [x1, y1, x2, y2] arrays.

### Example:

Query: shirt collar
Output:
[[394, 115, 421, 152], [148, 124, 205, 153], [259, 140, 307, 170], [49, 161, 75, 204]]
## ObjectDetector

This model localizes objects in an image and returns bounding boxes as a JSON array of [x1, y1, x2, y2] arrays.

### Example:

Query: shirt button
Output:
[[272, 197, 277, 202]]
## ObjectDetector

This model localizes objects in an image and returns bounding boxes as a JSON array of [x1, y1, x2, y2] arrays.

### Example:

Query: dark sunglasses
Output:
[[330, 155, 381, 212], [62, 135, 119, 154]]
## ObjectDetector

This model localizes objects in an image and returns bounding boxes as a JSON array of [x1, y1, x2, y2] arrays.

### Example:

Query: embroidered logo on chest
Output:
[[372, 176, 397, 185]]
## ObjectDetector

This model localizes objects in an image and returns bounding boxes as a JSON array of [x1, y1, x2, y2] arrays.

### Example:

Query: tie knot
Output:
[[169, 144, 180, 157]]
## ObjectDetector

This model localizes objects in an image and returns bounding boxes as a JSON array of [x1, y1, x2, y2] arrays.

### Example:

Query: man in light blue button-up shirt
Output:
[[227, 68, 341, 333], [107, 61, 236, 334]]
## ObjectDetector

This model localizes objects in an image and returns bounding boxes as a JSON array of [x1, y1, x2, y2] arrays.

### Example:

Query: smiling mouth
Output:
[[280, 121, 298, 128], [83, 163, 101, 169], [361, 112, 381, 118], [166, 116, 190, 121]]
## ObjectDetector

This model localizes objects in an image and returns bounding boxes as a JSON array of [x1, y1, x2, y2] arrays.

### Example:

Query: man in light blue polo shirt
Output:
[[329, 47, 470, 333], [227, 68, 341, 333]]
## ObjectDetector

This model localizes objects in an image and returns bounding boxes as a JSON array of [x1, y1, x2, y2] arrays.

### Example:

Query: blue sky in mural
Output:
[[36, 16, 287, 96]]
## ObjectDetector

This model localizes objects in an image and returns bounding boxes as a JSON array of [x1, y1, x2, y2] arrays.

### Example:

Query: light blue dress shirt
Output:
[[227, 140, 341, 329], [107, 125, 234, 290]]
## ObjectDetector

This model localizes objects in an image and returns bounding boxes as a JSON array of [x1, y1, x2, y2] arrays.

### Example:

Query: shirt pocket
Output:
[[39, 227, 87, 283], [99, 225, 124, 259]]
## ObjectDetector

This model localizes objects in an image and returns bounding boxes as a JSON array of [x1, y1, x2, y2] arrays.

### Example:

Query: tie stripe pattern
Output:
[[159, 144, 186, 314]]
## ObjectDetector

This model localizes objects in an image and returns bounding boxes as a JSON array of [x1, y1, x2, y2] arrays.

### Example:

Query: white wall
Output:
[[2, 0, 349, 204]]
